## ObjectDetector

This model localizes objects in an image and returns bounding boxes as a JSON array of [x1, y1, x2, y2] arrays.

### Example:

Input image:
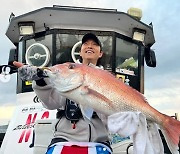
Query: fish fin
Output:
[[88, 63, 104, 70], [88, 63, 96, 68], [81, 86, 114, 109], [161, 114, 180, 154]]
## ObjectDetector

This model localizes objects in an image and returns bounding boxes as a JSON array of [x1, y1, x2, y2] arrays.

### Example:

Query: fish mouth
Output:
[[44, 69, 58, 79], [40, 67, 51, 71]]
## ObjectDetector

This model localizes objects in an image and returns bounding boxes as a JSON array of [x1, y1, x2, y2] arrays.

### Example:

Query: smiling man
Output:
[[79, 33, 103, 66], [13, 33, 113, 154]]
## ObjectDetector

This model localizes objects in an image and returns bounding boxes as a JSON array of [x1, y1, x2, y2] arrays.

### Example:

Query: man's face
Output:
[[80, 39, 103, 61]]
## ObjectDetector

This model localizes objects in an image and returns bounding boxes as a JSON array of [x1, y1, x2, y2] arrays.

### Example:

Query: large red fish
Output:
[[14, 61, 180, 154]]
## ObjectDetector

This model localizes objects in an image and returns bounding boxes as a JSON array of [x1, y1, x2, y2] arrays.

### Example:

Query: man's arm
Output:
[[13, 61, 66, 110], [32, 78, 66, 110]]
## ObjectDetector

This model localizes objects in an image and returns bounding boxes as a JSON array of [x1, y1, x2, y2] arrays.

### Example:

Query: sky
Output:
[[0, 0, 180, 124]]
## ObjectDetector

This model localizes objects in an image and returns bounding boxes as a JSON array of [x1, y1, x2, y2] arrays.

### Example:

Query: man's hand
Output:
[[13, 61, 24, 68], [13, 61, 46, 81]]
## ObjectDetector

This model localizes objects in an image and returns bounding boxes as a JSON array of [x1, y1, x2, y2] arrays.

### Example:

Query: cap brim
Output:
[[82, 33, 102, 48]]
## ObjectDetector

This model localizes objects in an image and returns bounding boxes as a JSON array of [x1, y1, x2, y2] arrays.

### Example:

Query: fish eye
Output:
[[68, 64, 75, 69]]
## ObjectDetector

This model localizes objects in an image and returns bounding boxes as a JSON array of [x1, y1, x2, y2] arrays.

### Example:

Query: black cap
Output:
[[82, 33, 102, 49]]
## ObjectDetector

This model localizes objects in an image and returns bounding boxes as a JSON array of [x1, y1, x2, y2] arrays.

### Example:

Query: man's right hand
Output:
[[13, 61, 24, 68], [13, 61, 45, 81]]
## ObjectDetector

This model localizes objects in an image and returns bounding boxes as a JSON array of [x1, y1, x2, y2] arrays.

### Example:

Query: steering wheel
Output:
[[25, 43, 50, 67], [71, 41, 82, 63]]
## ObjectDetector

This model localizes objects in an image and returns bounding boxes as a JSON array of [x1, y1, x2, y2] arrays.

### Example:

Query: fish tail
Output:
[[161, 114, 180, 154]]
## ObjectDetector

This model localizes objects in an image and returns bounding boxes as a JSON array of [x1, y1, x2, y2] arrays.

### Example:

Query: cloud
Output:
[[142, 1, 180, 116], [145, 86, 180, 116], [144, 71, 180, 116], [0, 0, 180, 120]]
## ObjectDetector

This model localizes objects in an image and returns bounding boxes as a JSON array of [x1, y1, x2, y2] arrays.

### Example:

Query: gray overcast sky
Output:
[[0, 0, 180, 121]]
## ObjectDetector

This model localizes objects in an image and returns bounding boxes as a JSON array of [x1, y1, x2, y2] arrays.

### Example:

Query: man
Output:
[[13, 33, 112, 154], [79, 33, 103, 65]]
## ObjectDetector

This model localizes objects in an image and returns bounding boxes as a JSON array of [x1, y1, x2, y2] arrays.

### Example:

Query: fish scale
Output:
[[46, 62, 180, 154]]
